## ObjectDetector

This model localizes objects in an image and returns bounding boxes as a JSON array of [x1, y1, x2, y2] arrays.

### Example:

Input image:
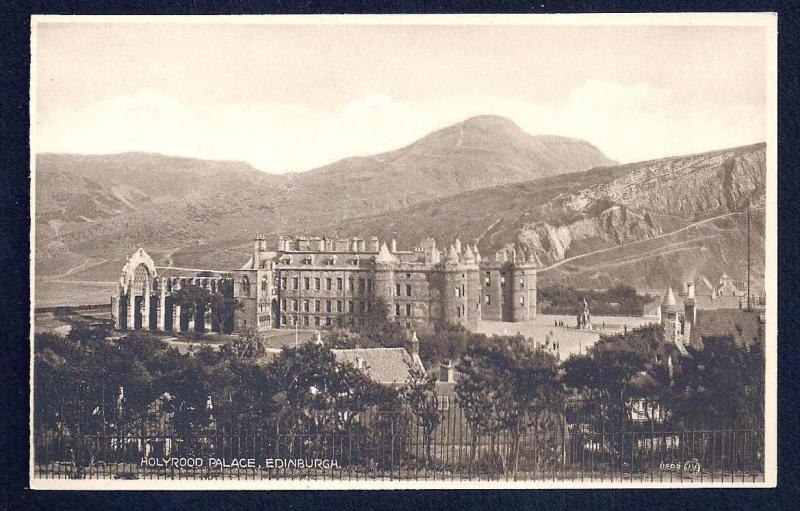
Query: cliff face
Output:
[[564, 144, 766, 218], [510, 144, 765, 265], [517, 205, 662, 265]]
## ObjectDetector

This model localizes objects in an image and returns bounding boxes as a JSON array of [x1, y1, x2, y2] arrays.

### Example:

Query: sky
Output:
[[34, 19, 770, 173]]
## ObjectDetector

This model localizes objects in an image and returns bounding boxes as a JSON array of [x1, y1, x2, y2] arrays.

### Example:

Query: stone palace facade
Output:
[[111, 235, 537, 335]]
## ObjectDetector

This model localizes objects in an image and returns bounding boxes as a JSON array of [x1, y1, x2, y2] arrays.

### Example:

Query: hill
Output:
[[311, 143, 767, 295], [34, 116, 615, 283]]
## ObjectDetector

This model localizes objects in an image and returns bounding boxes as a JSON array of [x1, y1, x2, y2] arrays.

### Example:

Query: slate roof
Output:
[[688, 309, 764, 349], [332, 347, 422, 386]]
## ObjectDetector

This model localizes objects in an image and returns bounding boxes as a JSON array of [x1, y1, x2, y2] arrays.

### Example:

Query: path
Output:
[[537, 207, 763, 273], [43, 257, 109, 279]]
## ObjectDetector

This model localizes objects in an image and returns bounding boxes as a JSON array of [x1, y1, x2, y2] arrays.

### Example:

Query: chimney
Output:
[[409, 331, 420, 355], [454, 238, 462, 253], [391, 238, 398, 252], [684, 282, 696, 325], [439, 360, 455, 383]]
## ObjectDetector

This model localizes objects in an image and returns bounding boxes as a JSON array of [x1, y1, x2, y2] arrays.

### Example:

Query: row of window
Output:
[[278, 276, 374, 294], [395, 283, 413, 297], [281, 257, 361, 266], [483, 273, 525, 288], [281, 298, 370, 315], [483, 294, 525, 306], [278, 314, 412, 330], [394, 303, 414, 316]]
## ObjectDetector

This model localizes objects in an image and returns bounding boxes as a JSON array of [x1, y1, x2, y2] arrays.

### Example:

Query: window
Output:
[[520, 296, 525, 306], [395, 304, 401, 316], [314, 278, 321, 291], [500, 276, 506, 286], [325, 317, 332, 327], [351, 259, 359, 266], [281, 314, 287, 325], [280, 277, 287, 290], [485, 295, 490, 305], [359, 278, 366, 293], [304, 277, 310, 290], [325, 278, 332, 291], [282, 258, 291, 265], [395, 283, 402, 296], [405, 322, 411, 329], [315, 300, 321, 312], [315, 316, 320, 326], [303, 316, 309, 326], [292, 277, 299, 290], [303, 300, 310, 312], [337, 278, 343, 291], [281, 299, 287, 311], [292, 300, 298, 312], [406, 284, 412, 297], [261, 277, 268, 291], [406, 273, 411, 279], [455, 287, 461, 298], [520, 277, 525, 288], [348, 278, 354, 291], [457, 306, 462, 318], [337, 300, 343, 313], [406, 304, 412, 316], [485, 276, 491, 287], [302, 257, 312, 265], [348, 300, 354, 312], [326, 300, 332, 313], [241, 276, 251, 297]]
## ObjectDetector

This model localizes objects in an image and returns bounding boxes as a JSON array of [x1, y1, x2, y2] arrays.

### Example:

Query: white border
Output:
[[29, 12, 778, 490]]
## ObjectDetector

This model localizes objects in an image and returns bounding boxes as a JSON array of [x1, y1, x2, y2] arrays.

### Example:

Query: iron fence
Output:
[[33, 407, 764, 482]]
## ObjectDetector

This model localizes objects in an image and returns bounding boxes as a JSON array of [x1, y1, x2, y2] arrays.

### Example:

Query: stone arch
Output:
[[118, 248, 157, 330]]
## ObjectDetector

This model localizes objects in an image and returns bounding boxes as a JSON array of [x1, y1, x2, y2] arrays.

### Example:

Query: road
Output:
[[537, 206, 764, 273]]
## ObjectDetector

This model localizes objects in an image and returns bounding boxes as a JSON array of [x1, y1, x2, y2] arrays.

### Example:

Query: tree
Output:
[[263, 343, 392, 437], [401, 363, 440, 465], [456, 335, 563, 475], [562, 326, 660, 432], [66, 320, 112, 346], [322, 328, 380, 349], [352, 296, 407, 348], [668, 335, 764, 428], [223, 326, 269, 359], [417, 323, 485, 366]]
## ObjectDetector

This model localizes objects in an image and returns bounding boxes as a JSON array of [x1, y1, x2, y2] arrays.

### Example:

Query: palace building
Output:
[[111, 235, 537, 335]]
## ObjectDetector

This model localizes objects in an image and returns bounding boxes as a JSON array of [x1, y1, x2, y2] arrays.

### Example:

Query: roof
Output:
[[688, 308, 764, 349], [375, 241, 399, 264], [332, 347, 421, 386], [661, 286, 677, 307], [643, 300, 661, 315]]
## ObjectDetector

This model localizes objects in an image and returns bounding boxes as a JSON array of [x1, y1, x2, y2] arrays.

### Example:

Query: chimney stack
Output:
[[391, 238, 398, 252], [439, 360, 455, 383], [409, 331, 420, 355]]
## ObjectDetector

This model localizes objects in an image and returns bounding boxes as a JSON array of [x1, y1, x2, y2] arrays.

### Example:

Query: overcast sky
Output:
[[34, 19, 769, 173]]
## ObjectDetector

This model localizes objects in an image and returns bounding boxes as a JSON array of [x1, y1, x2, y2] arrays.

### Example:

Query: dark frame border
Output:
[[2, 1, 796, 509]]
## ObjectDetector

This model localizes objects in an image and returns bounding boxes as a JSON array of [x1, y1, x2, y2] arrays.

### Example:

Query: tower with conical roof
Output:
[[660, 286, 683, 344]]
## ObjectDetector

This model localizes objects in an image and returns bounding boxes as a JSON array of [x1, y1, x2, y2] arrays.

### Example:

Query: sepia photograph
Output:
[[29, 14, 777, 489]]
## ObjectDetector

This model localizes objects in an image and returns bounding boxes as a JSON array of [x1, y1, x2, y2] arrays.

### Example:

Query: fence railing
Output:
[[33, 412, 764, 482]]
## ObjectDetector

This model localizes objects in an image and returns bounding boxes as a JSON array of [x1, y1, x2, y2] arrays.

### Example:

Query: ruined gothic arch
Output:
[[119, 248, 158, 297]]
